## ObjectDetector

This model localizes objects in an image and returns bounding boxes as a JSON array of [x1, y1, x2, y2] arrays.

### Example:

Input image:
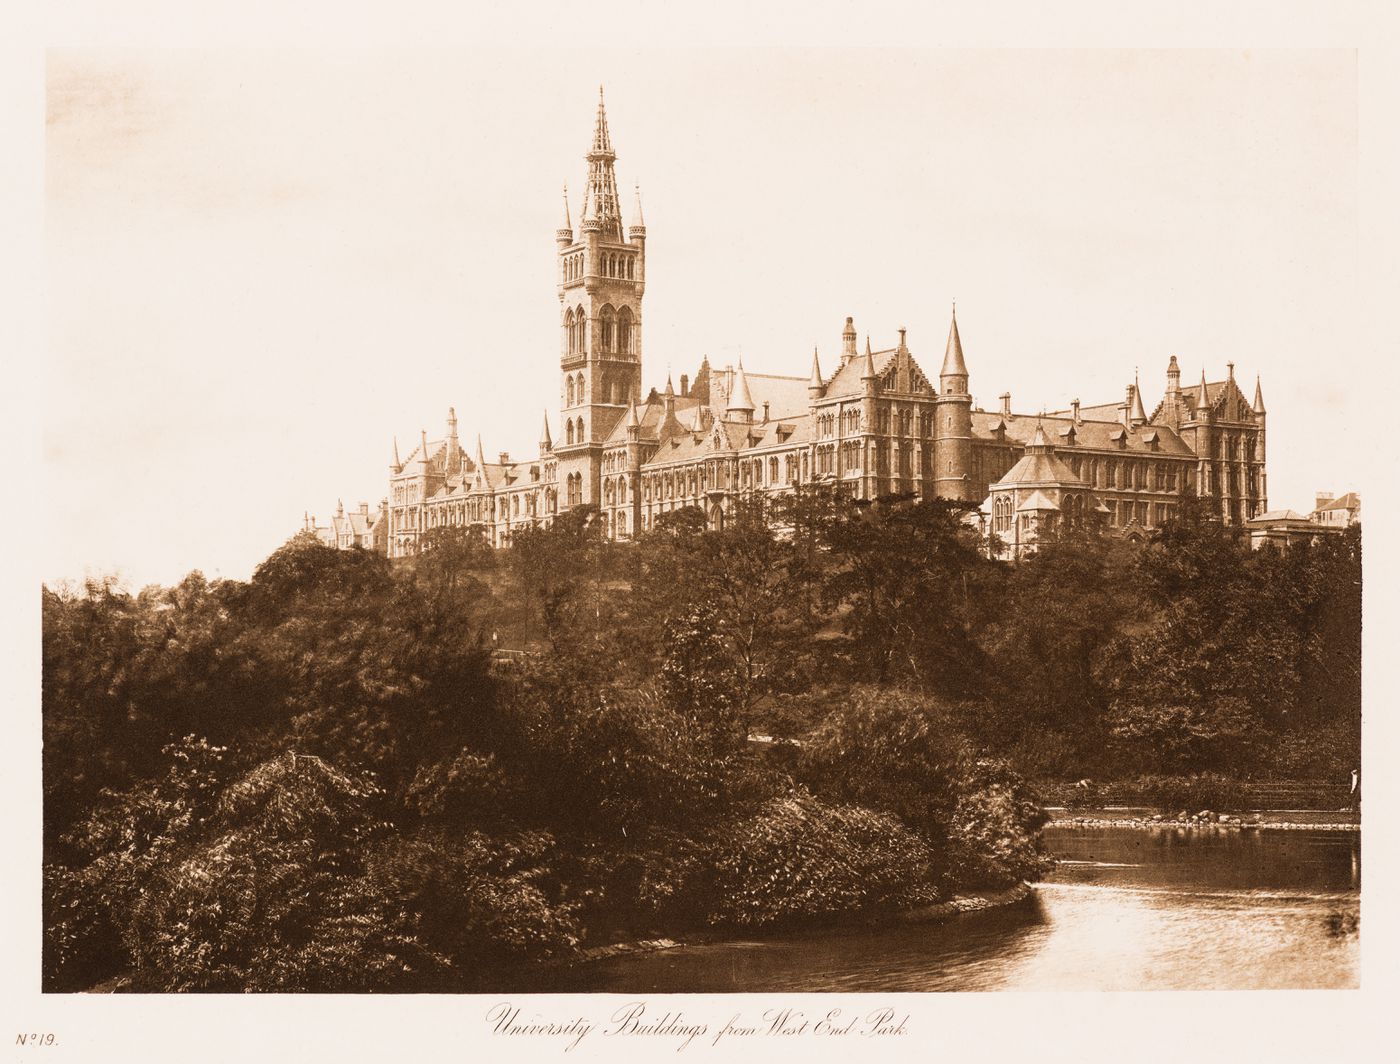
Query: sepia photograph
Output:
[[7, 4, 1396, 1061]]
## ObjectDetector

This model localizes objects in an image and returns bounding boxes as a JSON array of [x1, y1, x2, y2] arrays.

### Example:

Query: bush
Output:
[[1108, 697, 1263, 775], [704, 790, 939, 928], [1134, 773, 1246, 813], [945, 761, 1052, 889]]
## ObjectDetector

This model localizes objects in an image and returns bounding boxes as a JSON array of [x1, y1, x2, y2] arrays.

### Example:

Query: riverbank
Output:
[[1046, 807, 1360, 830], [567, 883, 1035, 968]]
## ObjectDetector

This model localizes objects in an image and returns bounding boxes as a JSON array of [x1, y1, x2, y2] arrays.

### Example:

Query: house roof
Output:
[[1317, 492, 1360, 513]]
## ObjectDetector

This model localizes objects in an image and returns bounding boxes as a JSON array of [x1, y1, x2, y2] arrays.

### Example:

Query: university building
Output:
[[333, 91, 1270, 560]]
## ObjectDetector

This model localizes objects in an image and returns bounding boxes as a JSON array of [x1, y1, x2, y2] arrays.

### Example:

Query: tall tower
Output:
[[934, 305, 974, 501], [555, 87, 646, 510]]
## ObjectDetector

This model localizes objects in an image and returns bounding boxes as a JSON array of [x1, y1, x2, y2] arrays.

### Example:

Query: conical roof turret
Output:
[[862, 338, 877, 380], [728, 360, 755, 412], [539, 409, 553, 451], [1196, 368, 1212, 418], [625, 397, 640, 429], [941, 304, 968, 378], [1131, 373, 1147, 425], [1252, 375, 1266, 415], [808, 346, 824, 392]]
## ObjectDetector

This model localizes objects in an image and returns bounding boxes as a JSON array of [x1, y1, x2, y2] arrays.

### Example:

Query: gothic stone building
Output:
[[378, 91, 1269, 560]]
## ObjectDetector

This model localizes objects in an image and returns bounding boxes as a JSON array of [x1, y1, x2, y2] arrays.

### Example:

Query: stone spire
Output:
[[625, 398, 640, 438], [1130, 373, 1147, 426], [420, 429, 430, 467], [808, 346, 824, 398], [728, 360, 756, 418], [556, 184, 573, 245], [581, 86, 623, 238], [1252, 375, 1266, 415], [862, 339, 877, 381], [941, 303, 969, 378], [392, 436, 402, 473], [631, 183, 645, 228], [1197, 368, 1212, 419], [539, 409, 553, 452]]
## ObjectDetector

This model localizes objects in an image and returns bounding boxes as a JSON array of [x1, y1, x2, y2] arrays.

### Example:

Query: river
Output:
[[542, 826, 1359, 992]]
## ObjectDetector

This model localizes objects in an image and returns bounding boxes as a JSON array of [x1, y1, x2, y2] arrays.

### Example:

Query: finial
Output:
[[1227, 360, 1235, 378]]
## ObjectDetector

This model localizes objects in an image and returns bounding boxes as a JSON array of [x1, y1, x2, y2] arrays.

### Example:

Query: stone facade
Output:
[[338, 90, 1270, 560]]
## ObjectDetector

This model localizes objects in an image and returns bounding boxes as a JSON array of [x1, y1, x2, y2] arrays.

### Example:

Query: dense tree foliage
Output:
[[42, 490, 1361, 991]]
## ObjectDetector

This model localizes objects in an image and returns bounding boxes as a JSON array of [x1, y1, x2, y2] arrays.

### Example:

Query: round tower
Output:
[[934, 305, 974, 501]]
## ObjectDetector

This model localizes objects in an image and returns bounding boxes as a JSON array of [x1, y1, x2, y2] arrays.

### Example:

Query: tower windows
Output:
[[600, 304, 616, 352], [618, 306, 633, 355], [566, 377, 575, 406]]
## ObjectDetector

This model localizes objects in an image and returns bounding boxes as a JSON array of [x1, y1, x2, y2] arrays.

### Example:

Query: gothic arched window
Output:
[[574, 306, 587, 353], [566, 376, 575, 406], [618, 306, 633, 354], [599, 305, 616, 353], [566, 420, 575, 446]]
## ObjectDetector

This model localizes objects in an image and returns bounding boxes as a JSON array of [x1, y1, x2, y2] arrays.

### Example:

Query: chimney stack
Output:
[[498, 451, 510, 466], [1000, 392, 1011, 417], [680, 373, 689, 397]]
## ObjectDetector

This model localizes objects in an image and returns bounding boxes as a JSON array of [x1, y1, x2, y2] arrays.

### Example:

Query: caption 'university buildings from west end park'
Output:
[[306, 89, 1269, 561]]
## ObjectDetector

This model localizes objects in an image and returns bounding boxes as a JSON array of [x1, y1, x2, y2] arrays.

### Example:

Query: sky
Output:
[[44, 48, 1360, 589]]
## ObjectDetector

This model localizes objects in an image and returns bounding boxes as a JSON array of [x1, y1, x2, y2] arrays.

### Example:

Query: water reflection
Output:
[[538, 827, 1359, 992]]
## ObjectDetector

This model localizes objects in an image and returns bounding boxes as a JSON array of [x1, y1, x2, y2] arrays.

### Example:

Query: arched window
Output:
[[575, 372, 585, 402], [599, 305, 616, 352], [566, 376, 575, 406], [563, 308, 575, 353], [618, 306, 633, 354], [566, 420, 575, 446], [574, 306, 587, 353], [576, 416, 584, 442]]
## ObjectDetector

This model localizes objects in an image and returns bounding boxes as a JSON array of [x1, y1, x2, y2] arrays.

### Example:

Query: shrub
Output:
[[945, 761, 1052, 890], [704, 789, 939, 928], [1108, 697, 1263, 775], [1134, 773, 1246, 813]]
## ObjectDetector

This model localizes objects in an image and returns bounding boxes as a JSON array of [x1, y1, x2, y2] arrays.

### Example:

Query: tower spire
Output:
[[539, 409, 553, 452], [809, 345, 824, 397], [582, 86, 622, 237], [1252, 374, 1266, 415], [1131, 371, 1147, 426], [941, 303, 968, 378]]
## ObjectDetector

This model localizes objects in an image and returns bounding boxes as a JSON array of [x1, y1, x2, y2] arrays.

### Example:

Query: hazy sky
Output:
[[45, 48, 1358, 589]]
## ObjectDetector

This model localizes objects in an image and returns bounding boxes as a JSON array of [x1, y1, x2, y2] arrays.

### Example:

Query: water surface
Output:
[[541, 827, 1359, 992]]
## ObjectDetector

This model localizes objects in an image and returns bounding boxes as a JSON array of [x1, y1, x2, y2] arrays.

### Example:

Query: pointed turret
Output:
[[1252, 375, 1266, 415], [557, 184, 573, 246], [1197, 368, 1212, 419], [625, 398, 640, 439], [862, 340, 877, 381], [420, 429, 430, 467], [1130, 373, 1147, 426], [841, 317, 857, 364], [1028, 423, 1051, 452], [539, 410, 553, 452], [475, 433, 488, 476], [941, 304, 969, 379], [808, 346, 825, 398], [727, 361, 755, 423], [392, 436, 402, 474]]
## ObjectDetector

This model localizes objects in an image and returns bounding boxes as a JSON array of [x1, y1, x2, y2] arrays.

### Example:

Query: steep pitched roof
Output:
[[973, 410, 1194, 456]]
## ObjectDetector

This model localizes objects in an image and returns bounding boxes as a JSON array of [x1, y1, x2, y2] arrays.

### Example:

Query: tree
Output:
[[817, 494, 989, 691]]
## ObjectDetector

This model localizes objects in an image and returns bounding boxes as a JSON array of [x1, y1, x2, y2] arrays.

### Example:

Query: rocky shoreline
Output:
[[1047, 808, 1360, 831]]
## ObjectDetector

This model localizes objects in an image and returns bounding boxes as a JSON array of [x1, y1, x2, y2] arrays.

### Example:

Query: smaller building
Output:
[[1312, 491, 1360, 529], [980, 423, 1108, 558], [302, 499, 389, 554], [1245, 508, 1343, 551]]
